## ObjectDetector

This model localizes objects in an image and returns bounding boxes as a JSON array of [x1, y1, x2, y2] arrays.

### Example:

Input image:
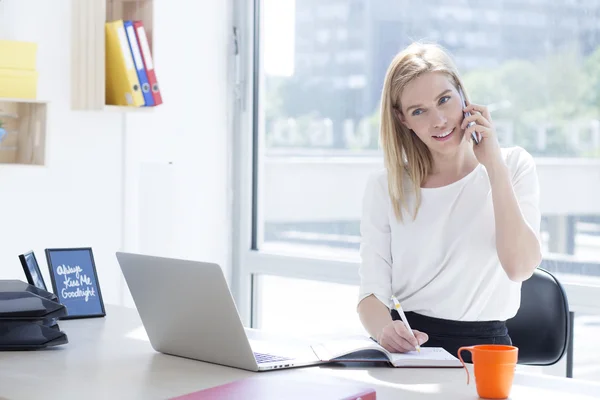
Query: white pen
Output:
[[391, 295, 421, 353]]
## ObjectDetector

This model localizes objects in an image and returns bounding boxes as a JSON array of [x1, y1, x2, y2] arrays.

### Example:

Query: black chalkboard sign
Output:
[[45, 247, 106, 319]]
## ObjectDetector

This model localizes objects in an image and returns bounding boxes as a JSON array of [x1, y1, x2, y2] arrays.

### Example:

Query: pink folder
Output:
[[169, 374, 376, 400]]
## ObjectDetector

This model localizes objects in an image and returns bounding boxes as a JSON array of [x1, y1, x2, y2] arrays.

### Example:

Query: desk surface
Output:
[[1, 305, 599, 400]]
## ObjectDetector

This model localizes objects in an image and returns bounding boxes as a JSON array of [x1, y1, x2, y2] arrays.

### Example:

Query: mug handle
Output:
[[457, 346, 474, 385]]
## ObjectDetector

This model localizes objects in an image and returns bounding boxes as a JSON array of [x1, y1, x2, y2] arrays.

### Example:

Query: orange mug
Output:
[[458, 345, 518, 399]]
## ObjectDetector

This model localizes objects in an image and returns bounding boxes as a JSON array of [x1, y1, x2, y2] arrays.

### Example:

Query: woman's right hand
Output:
[[376, 321, 429, 353]]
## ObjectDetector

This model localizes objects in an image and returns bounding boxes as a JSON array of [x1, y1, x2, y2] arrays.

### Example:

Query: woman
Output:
[[357, 42, 542, 361]]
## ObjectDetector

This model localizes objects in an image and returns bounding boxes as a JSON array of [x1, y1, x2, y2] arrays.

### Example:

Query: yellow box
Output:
[[0, 69, 38, 99], [0, 40, 37, 70]]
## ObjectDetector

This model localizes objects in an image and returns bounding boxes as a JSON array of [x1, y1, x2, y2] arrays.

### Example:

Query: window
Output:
[[237, 0, 600, 383], [315, 29, 331, 45], [260, 0, 600, 272], [255, 276, 366, 336], [336, 28, 349, 41], [316, 3, 350, 20]]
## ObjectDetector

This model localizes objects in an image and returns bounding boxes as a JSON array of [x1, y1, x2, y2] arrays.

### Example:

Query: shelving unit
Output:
[[71, 0, 154, 111], [0, 99, 47, 166]]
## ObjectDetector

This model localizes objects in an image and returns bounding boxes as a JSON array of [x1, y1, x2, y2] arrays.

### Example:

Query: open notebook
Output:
[[311, 336, 462, 368]]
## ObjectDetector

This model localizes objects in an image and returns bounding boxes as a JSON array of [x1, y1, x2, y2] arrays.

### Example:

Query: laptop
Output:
[[115, 252, 325, 372]]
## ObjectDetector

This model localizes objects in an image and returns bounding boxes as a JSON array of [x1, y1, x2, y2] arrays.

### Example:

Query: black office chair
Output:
[[506, 268, 570, 365]]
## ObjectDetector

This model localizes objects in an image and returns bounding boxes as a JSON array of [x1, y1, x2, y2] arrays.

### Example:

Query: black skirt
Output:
[[391, 309, 512, 364]]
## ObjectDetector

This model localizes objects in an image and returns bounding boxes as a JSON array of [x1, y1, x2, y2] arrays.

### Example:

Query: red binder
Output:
[[133, 20, 163, 106], [169, 374, 376, 400]]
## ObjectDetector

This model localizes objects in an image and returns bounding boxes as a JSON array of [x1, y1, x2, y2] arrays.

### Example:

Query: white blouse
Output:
[[358, 146, 542, 321]]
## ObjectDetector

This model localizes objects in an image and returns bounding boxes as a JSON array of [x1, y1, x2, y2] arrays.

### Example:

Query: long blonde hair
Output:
[[380, 42, 468, 222]]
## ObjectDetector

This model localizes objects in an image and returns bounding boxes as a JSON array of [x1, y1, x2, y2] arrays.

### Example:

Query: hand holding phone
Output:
[[458, 87, 480, 144]]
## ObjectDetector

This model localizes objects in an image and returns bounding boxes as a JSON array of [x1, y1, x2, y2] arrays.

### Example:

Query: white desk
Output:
[[0, 305, 599, 400]]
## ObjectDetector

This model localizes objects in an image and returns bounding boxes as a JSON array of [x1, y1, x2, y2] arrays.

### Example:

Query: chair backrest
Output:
[[506, 268, 570, 365]]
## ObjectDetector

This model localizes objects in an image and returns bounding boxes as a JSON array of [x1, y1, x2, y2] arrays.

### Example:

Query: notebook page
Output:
[[388, 347, 462, 367]]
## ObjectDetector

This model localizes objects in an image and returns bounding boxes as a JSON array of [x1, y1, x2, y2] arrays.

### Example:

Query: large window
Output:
[[237, 0, 600, 382], [260, 0, 600, 280]]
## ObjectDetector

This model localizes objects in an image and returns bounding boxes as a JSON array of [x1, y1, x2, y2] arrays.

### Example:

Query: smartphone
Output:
[[459, 87, 480, 144]]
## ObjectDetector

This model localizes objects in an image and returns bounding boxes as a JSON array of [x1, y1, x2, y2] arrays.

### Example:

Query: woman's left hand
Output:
[[460, 103, 504, 171]]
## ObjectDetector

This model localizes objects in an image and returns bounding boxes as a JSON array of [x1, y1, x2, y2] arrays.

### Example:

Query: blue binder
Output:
[[123, 20, 154, 106]]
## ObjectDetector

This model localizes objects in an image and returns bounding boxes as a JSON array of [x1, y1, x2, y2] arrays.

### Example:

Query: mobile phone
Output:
[[459, 87, 480, 144]]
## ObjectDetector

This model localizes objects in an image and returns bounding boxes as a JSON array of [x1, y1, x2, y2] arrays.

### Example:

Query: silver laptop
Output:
[[115, 251, 324, 372]]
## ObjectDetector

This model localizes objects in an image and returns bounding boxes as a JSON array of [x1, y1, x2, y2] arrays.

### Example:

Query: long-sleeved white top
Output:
[[358, 146, 541, 321]]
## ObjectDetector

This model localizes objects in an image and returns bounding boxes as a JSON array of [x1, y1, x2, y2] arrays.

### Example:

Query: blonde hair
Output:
[[379, 42, 467, 222]]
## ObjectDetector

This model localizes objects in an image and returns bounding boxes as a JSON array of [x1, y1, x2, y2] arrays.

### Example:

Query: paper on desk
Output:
[[388, 347, 462, 367], [310, 336, 462, 367]]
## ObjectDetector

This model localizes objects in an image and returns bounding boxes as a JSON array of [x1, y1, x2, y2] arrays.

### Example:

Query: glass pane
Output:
[[255, 275, 600, 381], [260, 0, 600, 283], [255, 275, 366, 336], [574, 313, 600, 381]]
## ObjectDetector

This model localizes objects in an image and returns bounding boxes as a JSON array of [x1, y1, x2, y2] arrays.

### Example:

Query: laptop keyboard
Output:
[[254, 352, 293, 364]]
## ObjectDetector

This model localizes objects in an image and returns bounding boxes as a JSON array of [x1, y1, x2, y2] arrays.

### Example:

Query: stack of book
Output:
[[0, 40, 38, 99], [105, 19, 163, 107]]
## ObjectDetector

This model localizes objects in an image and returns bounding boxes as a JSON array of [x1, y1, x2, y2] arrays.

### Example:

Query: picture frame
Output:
[[45, 247, 106, 319], [18, 250, 48, 291]]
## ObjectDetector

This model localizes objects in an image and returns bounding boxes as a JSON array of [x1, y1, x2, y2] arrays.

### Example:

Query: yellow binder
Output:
[[105, 20, 144, 106], [0, 69, 38, 99], [0, 40, 37, 70]]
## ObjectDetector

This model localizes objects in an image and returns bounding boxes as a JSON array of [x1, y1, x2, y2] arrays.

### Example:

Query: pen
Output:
[[391, 295, 421, 353]]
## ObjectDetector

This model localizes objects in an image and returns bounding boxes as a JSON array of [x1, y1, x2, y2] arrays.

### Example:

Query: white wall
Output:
[[0, 0, 233, 307], [121, 0, 233, 305]]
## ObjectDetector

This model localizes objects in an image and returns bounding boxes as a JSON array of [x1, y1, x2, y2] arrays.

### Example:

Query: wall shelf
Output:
[[0, 98, 48, 166], [71, 0, 154, 111]]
